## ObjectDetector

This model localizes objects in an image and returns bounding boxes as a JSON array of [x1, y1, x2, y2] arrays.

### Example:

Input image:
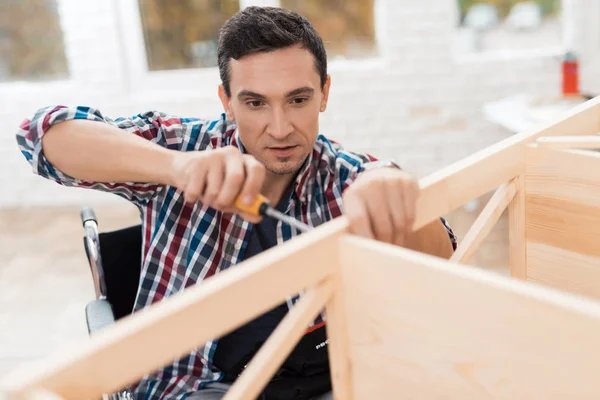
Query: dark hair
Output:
[[217, 6, 327, 97]]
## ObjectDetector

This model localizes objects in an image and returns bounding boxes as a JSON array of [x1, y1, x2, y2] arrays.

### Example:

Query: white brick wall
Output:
[[1, 0, 598, 209]]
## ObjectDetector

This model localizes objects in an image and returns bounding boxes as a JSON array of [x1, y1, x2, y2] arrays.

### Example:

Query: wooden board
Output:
[[414, 96, 600, 231], [525, 146, 600, 298], [527, 242, 600, 300], [526, 147, 600, 209], [340, 235, 600, 399], [451, 179, 517, 264], [536, 135, 600, 149], [324, 267, 355, 400], [509, 175, 527, 278], [1, 218, 348, 399]]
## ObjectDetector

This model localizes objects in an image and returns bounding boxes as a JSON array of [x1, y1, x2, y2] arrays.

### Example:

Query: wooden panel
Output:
[[525, 195, 600, 258], [340, 235, 600, 399], [324, 271, 354, 400], [536, 135, 600, 149], [451, 179, 517, 264], [527, 242, 600, 300], [509, 175, 526, 278], [1, 218, 349, 400], [525, 146, 600, 294], [526, 146, 600, 208], [414, 96, 600, 231]]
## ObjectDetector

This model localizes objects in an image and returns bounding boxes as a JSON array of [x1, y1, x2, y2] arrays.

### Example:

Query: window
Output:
[[138, 0, 240, 71], [455, 0, 562, 54], [136, 0, 377, 72], [281, 0, 377, 60], [0, 0, 69, 82]]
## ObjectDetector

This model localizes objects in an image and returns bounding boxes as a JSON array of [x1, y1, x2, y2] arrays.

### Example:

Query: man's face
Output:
[[219, 45, 330, 177]]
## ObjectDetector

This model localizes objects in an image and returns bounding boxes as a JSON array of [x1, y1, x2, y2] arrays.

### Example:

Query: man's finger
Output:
[[364, 179, 395, 244], [382, 178, 406, 245], [183, 166, 207, 203], [202, 161, 225, 208], [239, 156, 266, 206], [214, 155, 245, 209], [387, 180, 408, 246], [401, 177, 418, 233], [343, 191, 374, 240]]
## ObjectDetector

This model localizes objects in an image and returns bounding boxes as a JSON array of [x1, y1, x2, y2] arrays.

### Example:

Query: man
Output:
[[16, 6, 456, 399]]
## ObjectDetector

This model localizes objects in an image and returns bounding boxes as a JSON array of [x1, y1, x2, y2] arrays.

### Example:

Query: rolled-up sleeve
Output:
[[15, 105, 194, 206]]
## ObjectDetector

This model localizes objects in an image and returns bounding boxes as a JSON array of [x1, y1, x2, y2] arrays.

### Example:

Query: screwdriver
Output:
[[234, 193, 311, 233]]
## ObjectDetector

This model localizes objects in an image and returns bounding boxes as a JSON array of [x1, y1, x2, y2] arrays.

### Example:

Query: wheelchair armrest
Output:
[[85, 298, 116, 335], [81, 206, 108, 299]]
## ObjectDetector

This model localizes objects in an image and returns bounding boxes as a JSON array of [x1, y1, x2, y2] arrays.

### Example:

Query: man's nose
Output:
[[268, 107, 293, 139]]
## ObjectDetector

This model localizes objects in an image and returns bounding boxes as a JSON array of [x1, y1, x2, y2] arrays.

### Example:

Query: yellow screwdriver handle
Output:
[[234, 193, 269, 216]]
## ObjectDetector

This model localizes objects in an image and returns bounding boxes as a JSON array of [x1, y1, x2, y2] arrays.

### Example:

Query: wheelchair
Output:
[[80, 206, 141, 400], [79, 206, 332, 399]]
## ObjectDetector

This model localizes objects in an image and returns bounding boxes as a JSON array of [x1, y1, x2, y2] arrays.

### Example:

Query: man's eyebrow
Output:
[[285, 87, 315, 98], [237, 90, 267, 100], [237, 87, 315, 100]]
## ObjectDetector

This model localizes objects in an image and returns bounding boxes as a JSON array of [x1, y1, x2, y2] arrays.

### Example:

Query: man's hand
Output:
[[343, 167, 419, 246], [169, 146, 266, 223]]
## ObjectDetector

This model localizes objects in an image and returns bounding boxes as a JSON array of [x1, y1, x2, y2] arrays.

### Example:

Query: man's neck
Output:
[[261, 171, 297, 206]]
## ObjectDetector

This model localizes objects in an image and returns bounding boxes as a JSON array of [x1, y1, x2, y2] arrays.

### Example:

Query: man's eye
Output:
[[247, 100, 263, 108], [291, 97, 308, 104]]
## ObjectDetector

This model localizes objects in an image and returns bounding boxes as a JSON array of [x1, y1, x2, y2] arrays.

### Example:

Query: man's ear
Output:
[[320, 75, 332, 112], [218, 84, 234, 121]]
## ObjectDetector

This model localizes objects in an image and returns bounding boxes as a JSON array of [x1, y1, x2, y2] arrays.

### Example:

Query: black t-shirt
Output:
[[212, 189, 291, 381]]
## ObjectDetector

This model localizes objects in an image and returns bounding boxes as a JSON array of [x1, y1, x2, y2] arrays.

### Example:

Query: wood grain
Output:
[[451, 179, 517, 264], [536, 135, 600, 149], [526, 146, 600, 208], [528, 242, 600, 300], [415, 96, 600, 231], [525, 194, 600, 258], [340, 235, 600, 399], [509, 175, 527, 278], [1, 218, 348, 400], [324, 261, 355, 400]]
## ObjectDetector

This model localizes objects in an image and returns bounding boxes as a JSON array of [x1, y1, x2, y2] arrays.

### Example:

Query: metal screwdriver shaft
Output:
[[262, 206, 311, 233], [234, 193, 312, 233]]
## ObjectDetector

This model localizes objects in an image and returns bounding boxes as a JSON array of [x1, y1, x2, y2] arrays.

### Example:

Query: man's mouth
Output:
[[267, 145, 298, 157]]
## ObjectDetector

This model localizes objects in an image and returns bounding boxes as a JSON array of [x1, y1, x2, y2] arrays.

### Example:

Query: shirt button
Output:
[[234, 242, 242, 250]]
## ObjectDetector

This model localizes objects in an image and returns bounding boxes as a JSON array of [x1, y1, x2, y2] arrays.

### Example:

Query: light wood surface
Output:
[[451, 179, 517, 264], [415, 95, 600, 231], [527, 242, 600, 300], [340, 235, 600, 399], [508, 174, 527, 279], [525, 145, 600, 298], [1, 217, 348, 399], [324, 259, 354, 400], [536, 135, 600, 149]]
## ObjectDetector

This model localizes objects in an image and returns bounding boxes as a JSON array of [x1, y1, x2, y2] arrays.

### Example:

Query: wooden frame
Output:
[[2, 95, 600, 399]]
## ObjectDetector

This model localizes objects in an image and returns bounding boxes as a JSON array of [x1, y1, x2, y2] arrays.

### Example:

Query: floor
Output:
[[0, 196, 509, 381], [0, 203, 140, 379]]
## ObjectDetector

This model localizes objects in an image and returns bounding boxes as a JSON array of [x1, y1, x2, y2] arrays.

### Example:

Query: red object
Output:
[[562, 52, 579, 96]]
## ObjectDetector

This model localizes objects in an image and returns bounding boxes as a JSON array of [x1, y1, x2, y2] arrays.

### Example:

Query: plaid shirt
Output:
[[16, 105, 457, 399]]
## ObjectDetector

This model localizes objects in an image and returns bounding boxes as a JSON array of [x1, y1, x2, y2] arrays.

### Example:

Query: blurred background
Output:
[[1, 0, 599, 379]]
